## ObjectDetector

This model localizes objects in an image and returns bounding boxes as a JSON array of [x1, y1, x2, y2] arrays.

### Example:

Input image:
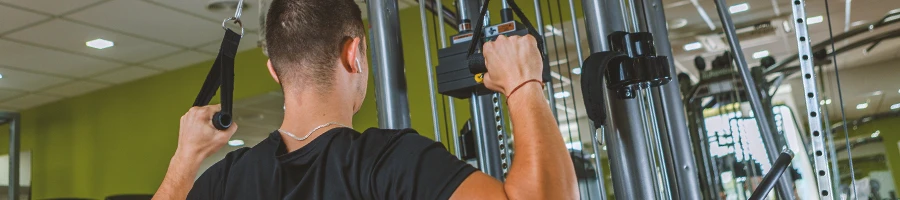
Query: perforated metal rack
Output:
[[790, 0, 835, 198]]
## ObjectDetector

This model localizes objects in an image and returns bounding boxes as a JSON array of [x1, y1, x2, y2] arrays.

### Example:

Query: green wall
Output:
[[3, 0, 590, 198], [832, 116, 900, 191]]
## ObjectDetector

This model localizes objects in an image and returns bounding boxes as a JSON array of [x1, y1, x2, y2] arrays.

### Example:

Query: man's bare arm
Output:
[[450, 35, 578, 200], [153, 105, 237, 200], [154, 153, 203, 199]]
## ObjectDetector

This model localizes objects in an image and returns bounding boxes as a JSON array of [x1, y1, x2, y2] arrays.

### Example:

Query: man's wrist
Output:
[[505, 82, 544, 105], [172, 149, 205, 166]]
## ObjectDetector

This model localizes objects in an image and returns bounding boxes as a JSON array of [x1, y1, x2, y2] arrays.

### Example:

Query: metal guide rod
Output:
[[581, 0, 659, 198], [368, 0, 412, 129], [712, 0, 794, 199], [566, 0, 585, 64], [530, 0, 560, 118], [435, 0, 462, 157], [471, 94, 505, 180], [817, 64, 841, 194], [641, 0, 703, 198], [636, 90, 665, 200], [645, 91, 673, 200], [562, 0, 608, 198], [418, 0, 443, 142], [790, 0, 835, 198], [589, 126, 608, 200]]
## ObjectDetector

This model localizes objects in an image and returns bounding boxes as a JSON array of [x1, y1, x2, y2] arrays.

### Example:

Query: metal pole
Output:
[[530, 0, 559, 118], [470, 94, 504, 180], [435, 0, 463, 157], [818, 64, 840, 194], [689, 101, 722, 200], [581, 0, 658, 198], [418, 0, 444, 142], [7, 113, 20, 200], [563, 0, 608, 198], [641, 0, 704, 198], [368, 0, 412, 129], [590, 130, 608, 200], [712, 0, 793, 199], [637, 90, 666, 200]]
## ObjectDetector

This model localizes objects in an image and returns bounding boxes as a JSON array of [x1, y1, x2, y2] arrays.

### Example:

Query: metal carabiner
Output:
[[221, 0, 245, 37]]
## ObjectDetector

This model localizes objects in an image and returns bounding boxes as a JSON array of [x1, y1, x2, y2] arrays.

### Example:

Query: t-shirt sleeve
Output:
[[371, 132, 478, 200], [186, 148, 250, 200]]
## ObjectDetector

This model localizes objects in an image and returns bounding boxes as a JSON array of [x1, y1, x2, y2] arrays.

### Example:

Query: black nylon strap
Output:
[[580, 51, 626, 126], [193, 29, 241, 130]]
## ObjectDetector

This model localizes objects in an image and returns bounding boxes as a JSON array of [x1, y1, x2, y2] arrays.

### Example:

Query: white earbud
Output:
[[355, 57, 363, 74]]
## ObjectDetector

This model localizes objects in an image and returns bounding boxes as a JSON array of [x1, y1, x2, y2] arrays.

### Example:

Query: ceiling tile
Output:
[[67, 0, 224, 47], [6, 19, 181, 63], [196, 33, 261, 54], [0, 94, 63, 110], [0, 89, 24, 101], [0, 66, 71, 91], [144, 51, 214, 71], [149, 0, 267, 31], [0, 39, 123, 78], [0, 0, 102, 15], [0, 4, 49, 34], [91, 66, 162, 84], [41, 80, 110, 97]]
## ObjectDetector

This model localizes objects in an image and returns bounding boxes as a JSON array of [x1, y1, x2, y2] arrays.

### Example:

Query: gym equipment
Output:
[[749, 149, 796, 200], [392, 0, 877, 198], [580, 31, 672, 126], [192, 0, 244, 130], [713, 0, 795, 198], [434, 0, 550, 99]]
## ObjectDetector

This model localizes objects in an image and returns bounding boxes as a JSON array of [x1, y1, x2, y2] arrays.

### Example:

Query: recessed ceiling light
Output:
[[891, 103, 900, 110], [572, 67, 582, 75], [752, 50, 770, 59], [554, 91, 571, 99], [729, 3, 750, 14], [86, 39, 114, 49], [819, 99, 832, 105], [228, 139, 245, 146], [872, 90, 883, 96], [0, 73, 4, 79], [856, 102, 869, 110], [683, 42, 703, 51], [807, 16, 824, 25]]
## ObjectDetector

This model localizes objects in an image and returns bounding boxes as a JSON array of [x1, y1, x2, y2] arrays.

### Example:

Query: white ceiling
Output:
[[0, 0, 285, 111], [0, 0, 419, 111]]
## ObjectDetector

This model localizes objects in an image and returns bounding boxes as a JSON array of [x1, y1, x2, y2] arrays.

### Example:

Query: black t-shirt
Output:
[[187, 127, 477, 200]]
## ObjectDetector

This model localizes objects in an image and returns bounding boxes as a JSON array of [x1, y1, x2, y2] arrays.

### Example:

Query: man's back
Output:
[[187, 127, 475, 200]]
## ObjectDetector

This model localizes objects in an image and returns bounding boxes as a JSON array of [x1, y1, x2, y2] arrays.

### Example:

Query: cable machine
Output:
[[365, 0, 868, 199]]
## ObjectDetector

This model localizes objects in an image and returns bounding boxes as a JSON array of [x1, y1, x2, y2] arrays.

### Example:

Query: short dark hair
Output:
[[265, 0, 365, 91]]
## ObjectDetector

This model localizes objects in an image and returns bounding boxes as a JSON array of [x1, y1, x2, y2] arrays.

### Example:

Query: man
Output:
[[153, 0, 577, 199]]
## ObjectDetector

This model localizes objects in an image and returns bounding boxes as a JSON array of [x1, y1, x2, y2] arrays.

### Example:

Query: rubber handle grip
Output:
[[212, 112, 232, 130]]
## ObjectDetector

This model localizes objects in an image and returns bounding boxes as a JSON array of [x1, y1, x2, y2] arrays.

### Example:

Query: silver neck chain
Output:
[[278, 122, 348, 141]]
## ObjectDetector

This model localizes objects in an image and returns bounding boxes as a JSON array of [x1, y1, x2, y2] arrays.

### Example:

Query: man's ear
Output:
[[341, 37, 363, 74], [267, 59, 280, 84]]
